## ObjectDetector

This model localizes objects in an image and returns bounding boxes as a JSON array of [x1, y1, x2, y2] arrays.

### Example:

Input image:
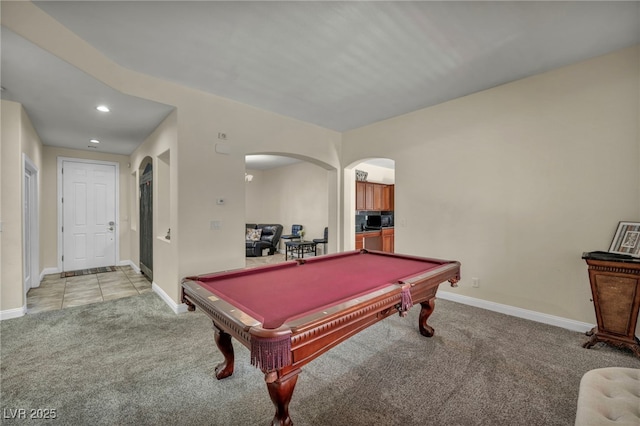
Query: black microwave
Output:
[[365, 215, 382, 229]]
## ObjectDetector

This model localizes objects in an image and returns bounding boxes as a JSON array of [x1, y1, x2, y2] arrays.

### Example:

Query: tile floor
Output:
[[27, 265, 152, 314]]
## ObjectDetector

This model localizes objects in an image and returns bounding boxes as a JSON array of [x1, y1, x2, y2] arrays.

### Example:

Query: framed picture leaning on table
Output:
[[608, 221, 640, 257]]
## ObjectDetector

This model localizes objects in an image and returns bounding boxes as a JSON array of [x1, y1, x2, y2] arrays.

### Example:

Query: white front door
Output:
[[62, 160, 117, 271]]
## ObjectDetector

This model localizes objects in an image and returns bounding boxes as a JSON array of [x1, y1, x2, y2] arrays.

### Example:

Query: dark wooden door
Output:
[[140, 163, 153, 280]]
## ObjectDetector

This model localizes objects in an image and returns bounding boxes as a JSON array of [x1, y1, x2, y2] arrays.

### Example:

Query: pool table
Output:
[[181, 249, 460, 425]]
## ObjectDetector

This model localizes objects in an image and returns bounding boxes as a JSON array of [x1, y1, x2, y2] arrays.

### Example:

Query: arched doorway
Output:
[[139, 162, 153, 280], [349, 158, 395, 252], [244, 153, 337, 259]]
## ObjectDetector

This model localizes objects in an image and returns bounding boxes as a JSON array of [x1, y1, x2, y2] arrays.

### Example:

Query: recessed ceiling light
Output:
[[90, 139, 100, 144], [96, 105, 110, 112]]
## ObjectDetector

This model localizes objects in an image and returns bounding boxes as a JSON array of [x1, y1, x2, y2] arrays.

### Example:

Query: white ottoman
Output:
[[575, 367, 640, 426]]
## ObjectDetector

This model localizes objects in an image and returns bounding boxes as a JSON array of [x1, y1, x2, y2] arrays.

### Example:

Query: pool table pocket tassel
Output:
[[250, 334, 292, 372], [399, 284, 413, 317]]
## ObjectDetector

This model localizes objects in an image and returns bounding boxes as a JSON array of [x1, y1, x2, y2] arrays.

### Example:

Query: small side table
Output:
[[285, 241, 317, 261], [582, 251, 640, 358]]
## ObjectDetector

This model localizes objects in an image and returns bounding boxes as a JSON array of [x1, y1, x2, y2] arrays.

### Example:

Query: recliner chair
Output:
[[245, 224, 283, 257]]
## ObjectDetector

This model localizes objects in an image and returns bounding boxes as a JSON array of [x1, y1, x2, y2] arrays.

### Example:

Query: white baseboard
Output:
[[40, 267, 59, 281], [0, 305, 26, 321], [152, 282, 189, 314], [436, 290, 594, 333], [119, 260, 140, 274]]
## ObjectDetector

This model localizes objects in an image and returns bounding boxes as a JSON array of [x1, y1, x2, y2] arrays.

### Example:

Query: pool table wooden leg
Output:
[[265, 369, 300, 426], [181, 290, 196, 311], [419, 298, 436, 337], [213, 324, 234, 379]]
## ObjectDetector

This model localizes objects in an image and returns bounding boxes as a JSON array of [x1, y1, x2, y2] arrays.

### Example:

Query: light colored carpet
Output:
[[1, 292, 637, 425]]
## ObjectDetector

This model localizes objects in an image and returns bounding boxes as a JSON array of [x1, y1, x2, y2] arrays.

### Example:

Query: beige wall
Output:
[[20, 108, 44, 274], [129, 110, 178, 300], [2, 2, 639, 332], [343, 46, 640, 325], [1, 100, 44, 312], [1, 101, 24, 311], [171, 98, 341, 281], [3, 2, 342, 306], [245, 168, 266, 222], [1, 112, 133, 313]]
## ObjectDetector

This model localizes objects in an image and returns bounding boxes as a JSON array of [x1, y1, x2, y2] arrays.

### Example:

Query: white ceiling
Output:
[[1, 1, 639, 159], [0, 27, 175, 155]]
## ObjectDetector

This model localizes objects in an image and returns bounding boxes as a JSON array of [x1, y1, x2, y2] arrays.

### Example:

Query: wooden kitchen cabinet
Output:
[[355, 181, 394, 212], [356, 231, 382, 251], [382, 228, 394, 253], [356, 181, 366, 210], [382, 185, 394, 211], [356, 229, 393, 253], [365, 183, 375, 210], [372, 184, 383, 210]]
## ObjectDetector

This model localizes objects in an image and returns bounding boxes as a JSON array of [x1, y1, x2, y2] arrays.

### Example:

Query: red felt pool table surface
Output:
[[186, 250, 450, 329]]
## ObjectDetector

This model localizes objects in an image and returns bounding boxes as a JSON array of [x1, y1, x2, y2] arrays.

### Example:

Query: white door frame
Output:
[[57, 157, 120, 272], [23, 154, 39, 297]]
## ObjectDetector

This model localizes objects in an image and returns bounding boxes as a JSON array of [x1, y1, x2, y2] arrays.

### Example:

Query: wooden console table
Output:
[[582, 251, 640, 358]]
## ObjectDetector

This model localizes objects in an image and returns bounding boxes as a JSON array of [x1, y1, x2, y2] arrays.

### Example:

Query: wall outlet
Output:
[[472, 277, 480, 288]]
